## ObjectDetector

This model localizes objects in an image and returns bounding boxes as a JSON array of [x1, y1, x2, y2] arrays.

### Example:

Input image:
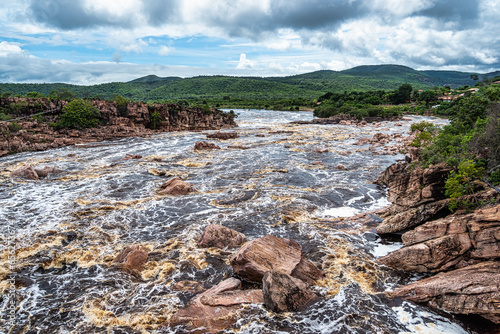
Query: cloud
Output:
[[0, 41, 26, 56], [112, 52, 123, 63], [236, 53, 254, 69], [158, 45, 172, 56]]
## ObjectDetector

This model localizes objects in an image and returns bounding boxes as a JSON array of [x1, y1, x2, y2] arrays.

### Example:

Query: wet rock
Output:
[[378, 203, 500, 273], [168, 278, 262, 333], [34, 166, 63, 178], [392, 261, 500, 324], [335, 164, 347, 170], [171, 280, 205, 293], [262, 271, 317, 313], [10, 165, 38, 180], [158, 177, 196, 196], [113, 245, 148, 273], [230, 235, 324, 284], [314, 148, 329, 153], [198, 224, 246, 249], [206, 131, 238, 140], [194, 141, 221, 150], [122, 154, 142, 160]]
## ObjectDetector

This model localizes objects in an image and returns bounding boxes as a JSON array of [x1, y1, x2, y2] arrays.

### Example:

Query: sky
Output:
[[1, 0, 499, 85]]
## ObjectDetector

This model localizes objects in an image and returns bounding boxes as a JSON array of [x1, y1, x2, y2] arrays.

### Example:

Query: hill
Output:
[[0, 65, 496, 103]]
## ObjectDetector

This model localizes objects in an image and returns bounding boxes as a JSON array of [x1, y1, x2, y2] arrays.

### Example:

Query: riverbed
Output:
[[0, 109, 476, 333]]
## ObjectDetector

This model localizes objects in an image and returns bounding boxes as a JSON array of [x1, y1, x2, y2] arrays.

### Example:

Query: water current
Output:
[[0, 109, 480, 333]]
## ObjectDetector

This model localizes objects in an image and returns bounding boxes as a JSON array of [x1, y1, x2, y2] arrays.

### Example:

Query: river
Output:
[[0, 109, 478, 333]]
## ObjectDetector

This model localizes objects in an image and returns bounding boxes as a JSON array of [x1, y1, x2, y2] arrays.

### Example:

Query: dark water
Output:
[[0, 110, 477, 333]]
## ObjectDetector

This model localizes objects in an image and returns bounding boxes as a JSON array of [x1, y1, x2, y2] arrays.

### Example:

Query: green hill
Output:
[[0, 65, 496, 103]]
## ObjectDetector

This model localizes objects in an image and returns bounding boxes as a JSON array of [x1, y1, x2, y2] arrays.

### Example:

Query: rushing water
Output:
[[0, 109, 479, 333]]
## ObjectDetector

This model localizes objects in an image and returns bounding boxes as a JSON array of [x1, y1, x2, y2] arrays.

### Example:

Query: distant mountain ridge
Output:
[[0, 65, 497, 102]]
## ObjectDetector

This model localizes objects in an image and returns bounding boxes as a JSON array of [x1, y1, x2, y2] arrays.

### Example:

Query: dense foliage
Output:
[[54, 99, 100, 129]]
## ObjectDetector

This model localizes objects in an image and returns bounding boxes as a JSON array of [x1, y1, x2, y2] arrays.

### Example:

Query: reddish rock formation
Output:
[[197, 224, 246, 249], [10, 165, 39, 180], [206, 131, 238, 140], [230, 235, 324, 284], [158, 177, 197, 196], [33, 166, 63, 178], [171, 280, 205, 293], [262, 271, 317, 313], [314, 148, 329, 153], [378, 202, 500, 273], [168, 278, 263, 333], [0, 98, 237, 156], [113, 245, 148, 273], [194, 141, 221, 150], [392, 261, 500, 324], [227, 145, 250, 150]]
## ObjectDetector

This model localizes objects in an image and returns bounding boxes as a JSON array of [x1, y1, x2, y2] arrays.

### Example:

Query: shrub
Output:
[[55, 99, 100, 129], [445, 159, 485, 211], [8, 122, 22, 132], [149, 111, 162, 129]]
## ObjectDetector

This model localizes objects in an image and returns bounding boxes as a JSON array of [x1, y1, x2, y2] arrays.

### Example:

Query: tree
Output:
[[391, 83, 413, 104], [56, 99, 100, 129], [419, 90, 438, 105]]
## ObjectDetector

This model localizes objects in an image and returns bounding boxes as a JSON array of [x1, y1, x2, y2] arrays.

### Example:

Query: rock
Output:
[[194, 141, 221, 150], [314, 148, 329, 153], [168, 278, 263, 333], [230, 235, 324, 284], [122, 154, 142, 160], [378, 203, 500, 273], [171, 280, 205, 293], [262, 271, 317, 313], [113, 245, 148, 273], [198, 224, 246, 249], [392, 261, 500, 324], [34, 166, 63, 178], [206, 131, 238, 140], [158, 177, 196, 196], [10, 165, 39, 180], [335, 164, 347, 170]]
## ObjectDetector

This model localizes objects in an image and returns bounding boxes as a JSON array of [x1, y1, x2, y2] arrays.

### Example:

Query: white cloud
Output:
[[0, 41, 24, 56], [158, 45, 172, 56], [236, 53, 254, 69]]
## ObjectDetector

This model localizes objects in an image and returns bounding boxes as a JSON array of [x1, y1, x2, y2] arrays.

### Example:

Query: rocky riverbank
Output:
[[374, 149, 500, 325], [0, 98, 237, 157]]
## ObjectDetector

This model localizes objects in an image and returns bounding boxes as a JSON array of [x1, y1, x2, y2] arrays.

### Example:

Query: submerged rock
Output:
[[262, 271, 317, 313], [230, 235, 324, 284], [158, 177, 197, 196], [206, 131, 238, 140], [10, 165, 39, 180], [122, 154, 142, 160], [198, 224, 246, 249], [392, 261, 500, 324], [194, 141, 220, 150], [113, 245, 148, 273], [168, 278, 263, 333], [34, 166, 63, 178]]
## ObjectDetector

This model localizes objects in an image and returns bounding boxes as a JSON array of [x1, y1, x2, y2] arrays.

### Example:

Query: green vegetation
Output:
[[53, 99, 100, 129], [148, 110, 162, 129], [1, 65, 498, 109]]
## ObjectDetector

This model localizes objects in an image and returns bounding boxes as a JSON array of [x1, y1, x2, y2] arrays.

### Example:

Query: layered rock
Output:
[[206, 131, 238, 140], [229, 235, 324, 284], [10, 165, 62, 179], [168, 278, 263, 333], [158, 177, 197, 196], [0, 98, 237, 156], [197, 224, 246, 249], [262, 271, 317, 312], [379, 202, 500, 273], [392, 261, 500, 324]]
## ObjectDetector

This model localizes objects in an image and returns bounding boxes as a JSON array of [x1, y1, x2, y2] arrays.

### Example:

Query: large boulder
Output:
[[113, 245, 148, 273], [230, 235, 324, 284], [10, 165, 39, 180], [378, 203, 500, 273], [158, 177, 197, 196], [198, 224, 246, 249], [168, 278, 263, 333], [392, 261, 500, 324], [262, 271, 317, 313], [194, 141, 220, 150]]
